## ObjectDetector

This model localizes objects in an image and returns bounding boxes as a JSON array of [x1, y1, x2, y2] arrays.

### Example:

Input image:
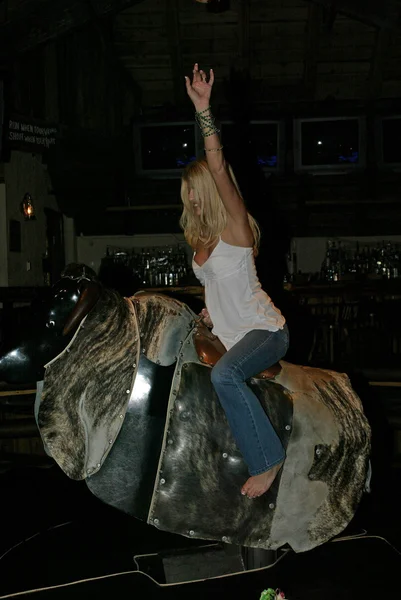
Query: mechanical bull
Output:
[[0, 264, 371, 553]]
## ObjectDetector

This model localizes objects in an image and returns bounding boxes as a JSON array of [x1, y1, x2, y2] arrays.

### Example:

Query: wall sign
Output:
[[6, 115, 59, 153]]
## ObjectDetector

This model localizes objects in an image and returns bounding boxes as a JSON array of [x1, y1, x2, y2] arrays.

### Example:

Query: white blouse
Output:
[[192, 238, 285, 350]]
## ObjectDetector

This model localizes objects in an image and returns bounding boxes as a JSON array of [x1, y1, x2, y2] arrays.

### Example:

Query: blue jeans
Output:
[[210, 325, 289, 476]]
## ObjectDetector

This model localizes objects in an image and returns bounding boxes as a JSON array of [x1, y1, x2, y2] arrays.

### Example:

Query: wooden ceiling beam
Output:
[[322, 4, 337, 33], [223, 0, 251, 109], [305, 0, 401, 32], [238, 0, 251, 72], [166, 0, 185, 107]]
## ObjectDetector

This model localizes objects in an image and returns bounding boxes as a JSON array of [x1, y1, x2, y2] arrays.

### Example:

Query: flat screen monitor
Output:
[[220, 121, 283, 171], [294, 117, 366, 173], [376, 115, 401, 168], [133, 122, 202, 178]]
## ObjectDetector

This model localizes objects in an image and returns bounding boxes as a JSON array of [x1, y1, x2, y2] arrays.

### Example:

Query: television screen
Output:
[[221, 121, 280, 169], [382, 117, 401, 165], [299, 118, 360, 168], [138, 123, 197, 172]]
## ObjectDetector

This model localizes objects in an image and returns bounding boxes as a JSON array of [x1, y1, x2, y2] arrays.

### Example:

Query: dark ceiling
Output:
[[1, 0, 401, 59]]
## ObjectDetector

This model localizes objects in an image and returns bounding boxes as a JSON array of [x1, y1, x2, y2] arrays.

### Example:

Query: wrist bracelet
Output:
[[195, 106, 211, 116], [205, 146, 223, 152], [195, 106, 220, 138]]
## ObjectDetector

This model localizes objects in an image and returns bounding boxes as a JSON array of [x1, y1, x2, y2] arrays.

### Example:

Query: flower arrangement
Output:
[[260, 589, 286, 600]]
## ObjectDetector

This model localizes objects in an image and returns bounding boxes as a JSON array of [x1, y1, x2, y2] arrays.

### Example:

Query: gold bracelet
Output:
[[204, 146, 223, 152]]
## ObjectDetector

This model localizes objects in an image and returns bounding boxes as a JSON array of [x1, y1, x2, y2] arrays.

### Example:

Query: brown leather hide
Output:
[[193, 321, 282, 380]]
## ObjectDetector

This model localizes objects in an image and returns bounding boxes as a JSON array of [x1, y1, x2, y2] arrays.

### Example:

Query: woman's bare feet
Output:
[[241, 461, 284, 499]]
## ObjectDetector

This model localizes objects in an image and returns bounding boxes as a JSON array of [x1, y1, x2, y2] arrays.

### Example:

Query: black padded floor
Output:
[[0, 464, 400, 599]]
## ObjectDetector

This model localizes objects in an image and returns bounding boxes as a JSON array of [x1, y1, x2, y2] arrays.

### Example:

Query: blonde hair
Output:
[[179, 159, 261, 255]]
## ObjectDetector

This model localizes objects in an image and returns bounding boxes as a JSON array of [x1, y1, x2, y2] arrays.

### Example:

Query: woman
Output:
[[181, 64, 289, 499]]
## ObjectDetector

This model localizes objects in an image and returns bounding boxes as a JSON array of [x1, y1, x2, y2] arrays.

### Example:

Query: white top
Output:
[[192, 238, 285, 350]]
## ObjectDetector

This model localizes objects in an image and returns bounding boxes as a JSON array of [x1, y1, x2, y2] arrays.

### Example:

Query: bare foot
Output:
[[241, 461, 284, 499]]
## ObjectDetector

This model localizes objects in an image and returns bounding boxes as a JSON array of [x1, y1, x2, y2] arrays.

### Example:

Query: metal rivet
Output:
[[222, 536, 229, 542], [133, 363, 136, 368], [189, 530, 195, 536], [183, 364, 188, 369], [126, 389, 130, 394], [316, 448, 322, 456], [109, 440, 113, 444], [119, 414, 124, 419], [154, 518, 159, 525], [285, 425, 291, 431], [97, 463, 101, 468], [160, 478, 166, 485], [269, 503, 275, 509], [222, 453, 228, 459], [168, 439, 173, 445]]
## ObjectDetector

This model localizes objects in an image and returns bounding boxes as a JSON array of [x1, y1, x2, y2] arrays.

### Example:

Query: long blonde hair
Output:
[[179, 159, 261, 255]]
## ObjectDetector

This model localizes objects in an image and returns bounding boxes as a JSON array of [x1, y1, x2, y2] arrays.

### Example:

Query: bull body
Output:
[[0, 265, 371, 553]]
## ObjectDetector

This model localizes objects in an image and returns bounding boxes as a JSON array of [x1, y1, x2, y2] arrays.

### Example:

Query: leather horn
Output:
[[62, 281, 102, 336]]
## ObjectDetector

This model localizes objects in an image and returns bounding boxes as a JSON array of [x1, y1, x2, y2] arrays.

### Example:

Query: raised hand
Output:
[[184, 63, 214, 112]]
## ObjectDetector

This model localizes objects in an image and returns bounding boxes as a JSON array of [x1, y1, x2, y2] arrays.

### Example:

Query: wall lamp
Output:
[[21, 193, 36, 221]]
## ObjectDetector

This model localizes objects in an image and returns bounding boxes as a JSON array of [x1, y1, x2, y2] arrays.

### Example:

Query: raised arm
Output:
[[185, 64, 249, 227]]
